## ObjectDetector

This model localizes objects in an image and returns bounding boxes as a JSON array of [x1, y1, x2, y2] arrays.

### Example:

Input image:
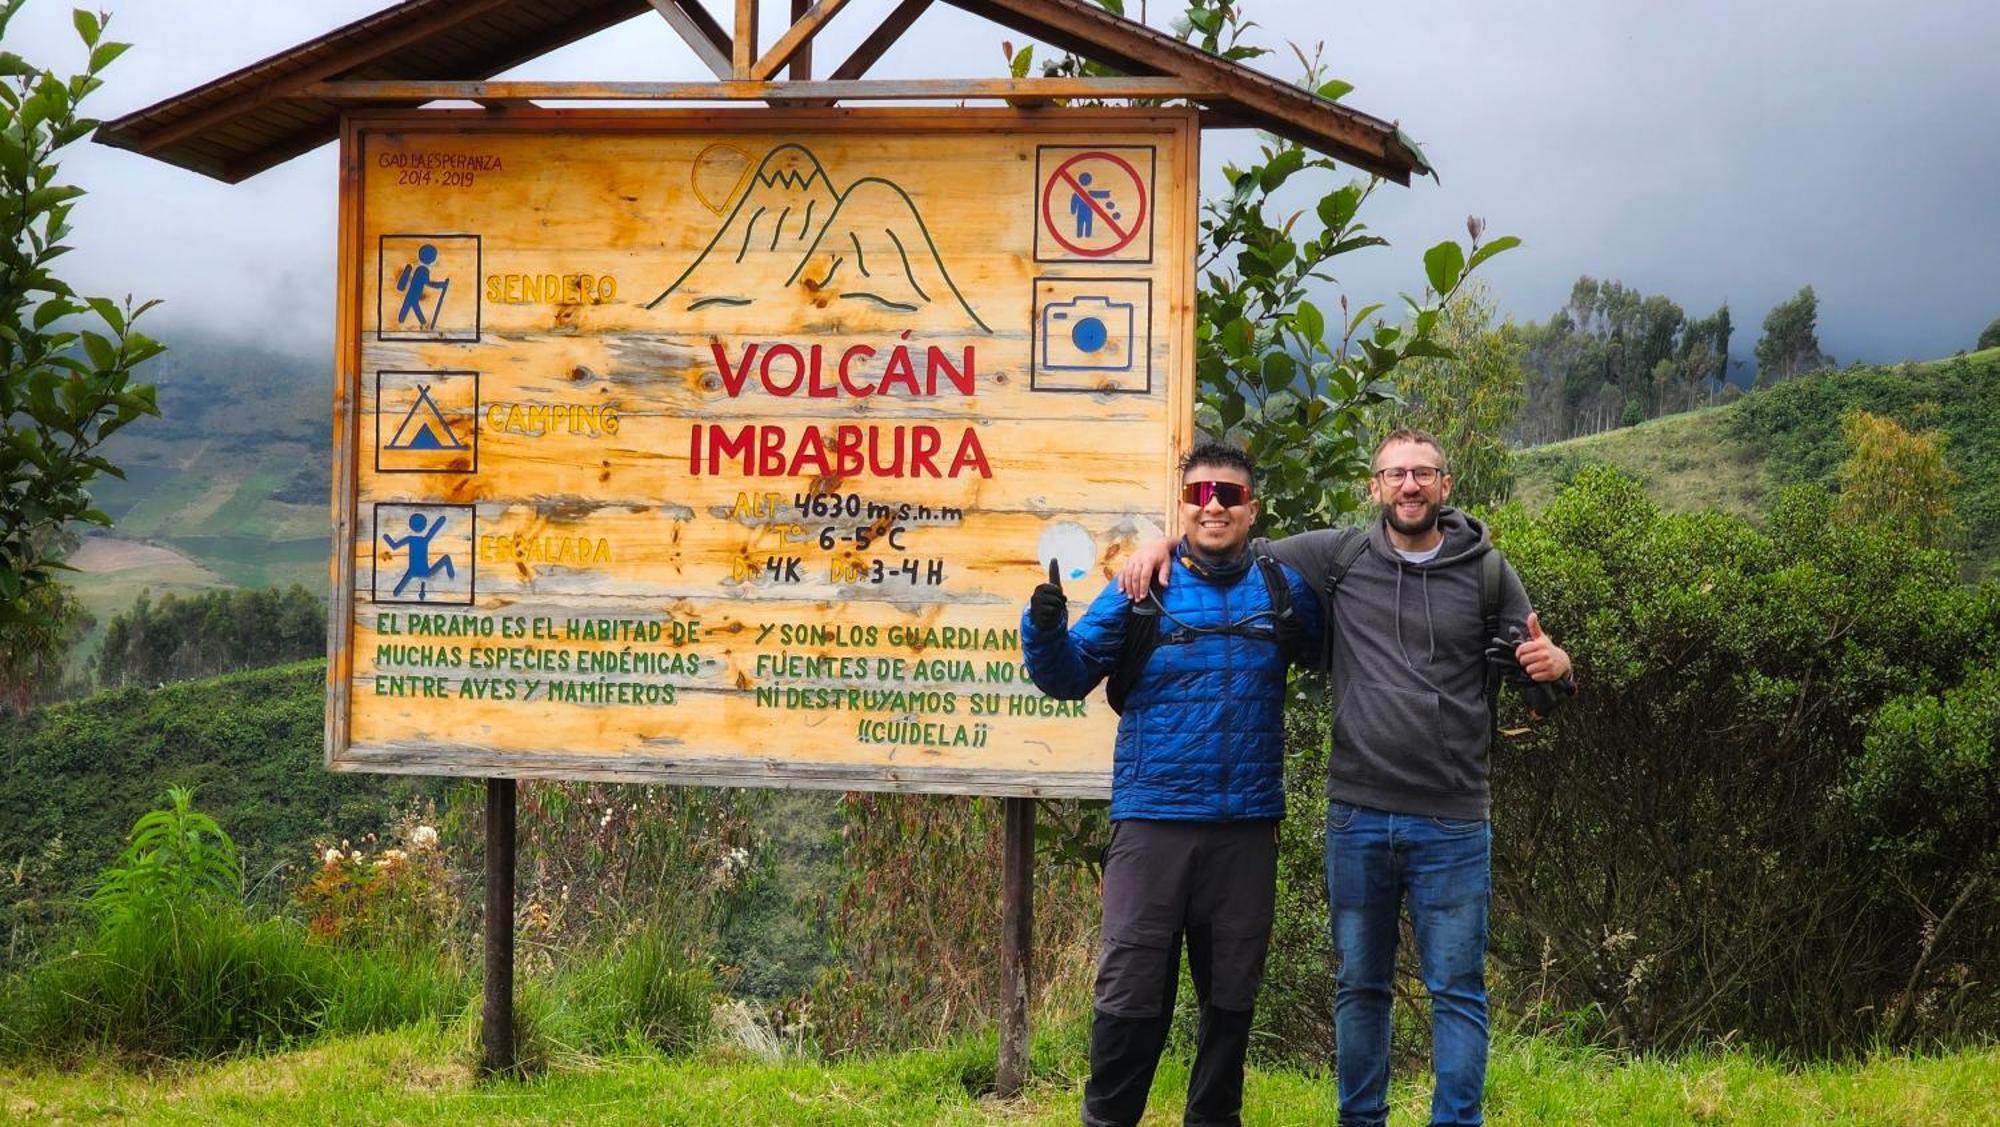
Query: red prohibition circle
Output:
[[1040, 151, 1148, 258]]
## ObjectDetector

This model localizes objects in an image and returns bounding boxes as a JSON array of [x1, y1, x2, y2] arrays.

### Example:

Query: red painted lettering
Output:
[[712, 341, 757, 397]]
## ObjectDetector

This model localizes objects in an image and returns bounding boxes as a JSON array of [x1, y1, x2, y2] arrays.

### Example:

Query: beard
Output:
[[1382, 496, 1441, 536]]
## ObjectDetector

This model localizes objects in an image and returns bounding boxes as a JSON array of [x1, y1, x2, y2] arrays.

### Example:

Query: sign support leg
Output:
[[482, 776, 517, 1076], [997, 795, 1035, 1097]]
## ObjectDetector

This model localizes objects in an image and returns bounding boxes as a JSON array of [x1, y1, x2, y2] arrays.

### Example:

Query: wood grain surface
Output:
[[330, 108, 1196, 795]]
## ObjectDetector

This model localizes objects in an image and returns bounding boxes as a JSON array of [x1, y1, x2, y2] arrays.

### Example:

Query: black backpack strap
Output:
[[1252, 554, 1305, 666], [1315, 528, 1370, 672], [1105, 584, 1161, 716]]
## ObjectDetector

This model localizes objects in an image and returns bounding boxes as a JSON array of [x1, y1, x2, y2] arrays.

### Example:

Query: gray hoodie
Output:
[[1259, 507, 1531, 820]]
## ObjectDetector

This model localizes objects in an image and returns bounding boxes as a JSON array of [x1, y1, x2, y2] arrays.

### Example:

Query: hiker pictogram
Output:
[[379, 234, 481, 341]]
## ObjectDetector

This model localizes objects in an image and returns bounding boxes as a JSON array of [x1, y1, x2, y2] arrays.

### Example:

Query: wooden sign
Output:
[[327, 108, 1196, 796]]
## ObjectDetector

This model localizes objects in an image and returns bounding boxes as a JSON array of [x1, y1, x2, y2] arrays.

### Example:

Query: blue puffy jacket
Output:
[[1020, 553, 1321, 822]]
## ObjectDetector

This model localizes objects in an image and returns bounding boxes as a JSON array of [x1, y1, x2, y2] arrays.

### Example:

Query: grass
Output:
[[2, 1024, 1995, 1124], [1511, 402, 1775, 519], [159, 534, 327, 591]]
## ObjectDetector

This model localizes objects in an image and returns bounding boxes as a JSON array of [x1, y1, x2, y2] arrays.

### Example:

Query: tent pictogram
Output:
[[376, 369, 479, 474], [387, 384, 470, 452]]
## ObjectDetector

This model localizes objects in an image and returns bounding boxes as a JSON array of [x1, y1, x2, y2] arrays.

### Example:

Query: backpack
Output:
[[1314, 528, 1508, 743], [1104, 553, 1310, 715]]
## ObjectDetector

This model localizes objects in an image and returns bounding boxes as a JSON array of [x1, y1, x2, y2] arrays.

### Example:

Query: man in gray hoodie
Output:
[[1120, 429, 1574, 1126]]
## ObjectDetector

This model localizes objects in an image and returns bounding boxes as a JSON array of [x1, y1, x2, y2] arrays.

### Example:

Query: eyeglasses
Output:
[[1182, 480, 1253, 508], [1374, 466, 1444, 487]]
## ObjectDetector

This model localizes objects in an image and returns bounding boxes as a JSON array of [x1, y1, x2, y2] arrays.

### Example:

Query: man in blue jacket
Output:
[[1022, 442, 1322, 1127], [1118, 430, 1576, 1127]]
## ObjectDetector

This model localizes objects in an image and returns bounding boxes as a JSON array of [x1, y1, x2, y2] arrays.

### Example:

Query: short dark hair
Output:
[[1372, 428, 1448, 471], [1180, 440, 1255, 484]]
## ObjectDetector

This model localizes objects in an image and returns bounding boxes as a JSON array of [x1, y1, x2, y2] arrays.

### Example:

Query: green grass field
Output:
[[4, 1025, 1995, 1125], [1511, 402, 1774, 519]]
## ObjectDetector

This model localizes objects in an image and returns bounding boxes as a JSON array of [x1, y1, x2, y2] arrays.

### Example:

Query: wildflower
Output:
[[410, 824, 439, 850], [323, 847, 344, 866]]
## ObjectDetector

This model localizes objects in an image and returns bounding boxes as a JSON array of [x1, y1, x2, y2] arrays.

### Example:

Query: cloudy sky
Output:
[[11, 0, 2000, 367]]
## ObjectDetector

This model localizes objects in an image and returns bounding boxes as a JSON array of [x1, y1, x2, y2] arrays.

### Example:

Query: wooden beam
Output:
[[733, 0, 758, 80], [750, 0, 853, 82], [950, 0, 1416, 181], [647, 0, 734, 80], [300, 77, 1219, 102], [829, 0, 932, 81]]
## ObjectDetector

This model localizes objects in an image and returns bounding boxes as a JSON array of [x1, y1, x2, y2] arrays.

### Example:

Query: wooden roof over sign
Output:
[[94, 0, 1431, 185]]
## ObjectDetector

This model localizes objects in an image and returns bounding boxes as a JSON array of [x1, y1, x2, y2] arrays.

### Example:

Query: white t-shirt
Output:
[[1395, 543, 1442, 565]]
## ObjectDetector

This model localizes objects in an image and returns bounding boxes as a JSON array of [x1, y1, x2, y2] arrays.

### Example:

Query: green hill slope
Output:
[[1512, 401, 1775, 518], [69, 331, 332, 616], [1513, 350, 2000, 570], [0, 662, 442, 912]]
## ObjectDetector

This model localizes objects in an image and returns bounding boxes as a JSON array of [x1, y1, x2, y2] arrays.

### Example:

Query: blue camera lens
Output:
[[1071, 316, 1108, 353]]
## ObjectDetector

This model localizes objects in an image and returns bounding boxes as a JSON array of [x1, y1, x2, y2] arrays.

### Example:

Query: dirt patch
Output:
[[69, 537, 211, 574]]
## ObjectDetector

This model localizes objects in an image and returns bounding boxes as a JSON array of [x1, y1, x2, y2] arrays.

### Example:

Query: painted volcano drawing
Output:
[[648, 143, 991, 333]]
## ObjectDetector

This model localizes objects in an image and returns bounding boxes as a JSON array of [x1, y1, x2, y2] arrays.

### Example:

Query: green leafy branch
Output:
[[0, 1, 163, 628]]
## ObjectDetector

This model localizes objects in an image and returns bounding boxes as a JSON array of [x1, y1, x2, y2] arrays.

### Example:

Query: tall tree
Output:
[[1372, 279, 1526, 509], [1754, 285, 1830, 386], [1, 3, 162, 671], [1511, 279, 1731, 440]]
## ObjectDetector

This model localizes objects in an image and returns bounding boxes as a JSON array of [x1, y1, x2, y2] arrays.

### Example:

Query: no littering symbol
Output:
[[1037, 149, 1151, 261]]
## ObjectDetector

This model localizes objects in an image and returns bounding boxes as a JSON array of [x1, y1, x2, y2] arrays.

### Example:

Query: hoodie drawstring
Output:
[[1422, 567, 1436, 663], [1392, 558, 1440, 668]]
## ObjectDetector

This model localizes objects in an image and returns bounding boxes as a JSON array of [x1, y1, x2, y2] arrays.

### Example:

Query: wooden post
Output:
[[482, 777, 517, 1076], [996, 796, 1035, 1097], [789, 0, 812, 80]]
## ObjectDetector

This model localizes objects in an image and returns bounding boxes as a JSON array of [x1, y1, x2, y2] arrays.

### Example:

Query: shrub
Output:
[[0, 788, 467, 1061], [1730, 354, 2000, 563], [809, 794, 1100, 1056], [1484, 467, 2000, 1054], [514, 923, 714, 1067]]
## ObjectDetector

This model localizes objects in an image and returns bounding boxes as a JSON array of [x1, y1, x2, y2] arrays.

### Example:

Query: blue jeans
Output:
[[1324, 800, 1491, 1127]]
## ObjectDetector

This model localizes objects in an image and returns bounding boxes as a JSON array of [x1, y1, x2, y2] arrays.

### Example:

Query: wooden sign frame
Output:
[[326, 107, 1196, 797]]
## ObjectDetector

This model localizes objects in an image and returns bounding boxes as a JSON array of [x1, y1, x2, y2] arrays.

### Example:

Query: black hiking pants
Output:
[[1083, 819, 1278, 1127]]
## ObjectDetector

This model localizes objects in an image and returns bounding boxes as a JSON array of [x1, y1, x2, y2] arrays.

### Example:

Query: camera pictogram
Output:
[[1030, 277, 1153, 394], [1042, 294, 1135, 372]]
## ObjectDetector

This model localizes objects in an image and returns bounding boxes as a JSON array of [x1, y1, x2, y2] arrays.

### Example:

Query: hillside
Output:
[[1513, 350, 2000, 570], [1512, 401, 1774, 518], [68, 330, 332, 624], [0, 662, 442, 912]]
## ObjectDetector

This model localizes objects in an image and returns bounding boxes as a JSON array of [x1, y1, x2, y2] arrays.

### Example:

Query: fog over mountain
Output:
[[14, 0, 2000, 368]]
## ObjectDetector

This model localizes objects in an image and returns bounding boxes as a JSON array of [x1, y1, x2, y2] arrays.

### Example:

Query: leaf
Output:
[[72, 8, 100, 46], [1295, 300, 1325, 346], [88, 41, 129, 73], [1009, 44, 1034, 79], [1466, 235, 1522, 274], [1423, 240, 1466, 297], [1315, 79, 1355, 102], [1221, 316, 1255, 359], [1258, 146, 1307, 192]]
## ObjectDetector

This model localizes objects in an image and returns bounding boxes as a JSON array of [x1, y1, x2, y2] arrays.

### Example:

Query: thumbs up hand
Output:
[[1513, 611, 1572, 683], [1029, 558, 1069, 632]]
